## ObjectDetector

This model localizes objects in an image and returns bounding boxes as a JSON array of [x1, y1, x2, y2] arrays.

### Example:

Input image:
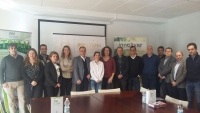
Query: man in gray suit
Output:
[[72, 46, 91, 91], [170, 51, 187, 100], [158, 47, 176, 98]]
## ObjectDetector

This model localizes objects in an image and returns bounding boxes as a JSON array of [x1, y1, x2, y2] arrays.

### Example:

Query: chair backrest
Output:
[[165, 95, 188, 108], [98, 88, 120, 93], [71, 90, 95, 95], [140, 87, 148, 92]]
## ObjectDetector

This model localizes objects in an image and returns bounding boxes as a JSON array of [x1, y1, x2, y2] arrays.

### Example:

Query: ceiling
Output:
[[8, 0, 200, 18]]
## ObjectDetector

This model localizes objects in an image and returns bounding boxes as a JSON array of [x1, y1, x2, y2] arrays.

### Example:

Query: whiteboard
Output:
[[53, 34, 105, 58], [39, 20, 106, 54]]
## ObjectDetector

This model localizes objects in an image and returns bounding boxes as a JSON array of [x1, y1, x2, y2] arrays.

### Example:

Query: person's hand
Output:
[[2, 83, 9, 88], [87, 75, 90, 79], [172, 81, 176, 86], [77, 80, 81, 84], [158, 73, 161, 78], [108, 77, 113, 83], [57, 83, 61, 87], [31, 81, 37, 86], [96, 80, 100, 83], [161, 76, 165, 79], [70, 66, 73, 70], [118, 74, 123, 79], [55, 83, 61, 87], [173, 82, 176, 86]]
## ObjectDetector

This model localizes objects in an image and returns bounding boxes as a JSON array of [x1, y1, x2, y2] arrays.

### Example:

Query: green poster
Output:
[[114, 37, 147, 56], [0, 29, 31, 64]]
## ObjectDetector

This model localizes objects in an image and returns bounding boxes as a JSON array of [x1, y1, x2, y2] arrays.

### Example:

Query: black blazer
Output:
[[44, 61, 63, 87], [114, 55, 129, 80], [22, 62, 44, 84], [38, 54, 49, 82], [38, 54, 49, 65]]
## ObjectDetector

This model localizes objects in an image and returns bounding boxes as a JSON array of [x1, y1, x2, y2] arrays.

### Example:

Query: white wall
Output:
[[160, 11, 200, 57], [2, 8, 199, 57], [0, 9, 38, 50], [0, 9, 33, 31], [0, 8, 163, 55], [107, 21, 161, 54]]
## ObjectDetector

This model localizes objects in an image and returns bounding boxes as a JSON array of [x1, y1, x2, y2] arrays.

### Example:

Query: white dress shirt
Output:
[[130, 55, 136, 59], [81, 56, 85, 61], [173, 60, 183, 80], [53, 63, 60, 82], [163, 56, 170, 65], [90, 60, 104, 81]]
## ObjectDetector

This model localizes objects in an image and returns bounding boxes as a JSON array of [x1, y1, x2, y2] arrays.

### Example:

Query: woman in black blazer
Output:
[[45, 51, 63, 97], [22, 48, 44, 111]]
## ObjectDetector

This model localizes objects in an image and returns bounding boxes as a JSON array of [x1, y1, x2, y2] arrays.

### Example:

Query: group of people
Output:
[[0, 42, 200, 113], [155, 44, 200, 111]]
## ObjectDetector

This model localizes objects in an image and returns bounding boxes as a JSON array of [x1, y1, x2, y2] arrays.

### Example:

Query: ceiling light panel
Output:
[[90, 0, 129, 12], [42, 0, 71, 8], [67, 0, 101, 10], [15, 0, 43, 6]]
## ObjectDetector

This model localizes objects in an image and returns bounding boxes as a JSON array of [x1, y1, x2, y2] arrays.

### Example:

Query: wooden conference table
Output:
[[31, 91, 200, 113]]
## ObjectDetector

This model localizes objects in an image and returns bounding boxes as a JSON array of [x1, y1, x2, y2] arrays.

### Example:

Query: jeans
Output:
[[90, 80, 102, 93], [128, 77, 140, 91], [186, 81, 200, 111]]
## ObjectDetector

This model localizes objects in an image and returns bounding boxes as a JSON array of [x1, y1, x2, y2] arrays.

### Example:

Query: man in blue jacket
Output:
[[186, 43, 200, 111], [142, 46, 159, 90]]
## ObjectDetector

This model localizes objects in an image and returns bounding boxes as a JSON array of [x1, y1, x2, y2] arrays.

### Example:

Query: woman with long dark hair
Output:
[[100, 46, 116, 89], [90, 51, 104, 93]]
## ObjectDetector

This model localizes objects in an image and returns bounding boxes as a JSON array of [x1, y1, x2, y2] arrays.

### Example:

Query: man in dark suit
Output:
[[157, 46, 166, 60], [72, 47, 91, 91], [158, 47, 176, 98], [170, 51, 187, 100], [157, 46, 166, 97], [38, 44, 49, 65], [113, 47, 129, 91], [38, 44, 49, 97]]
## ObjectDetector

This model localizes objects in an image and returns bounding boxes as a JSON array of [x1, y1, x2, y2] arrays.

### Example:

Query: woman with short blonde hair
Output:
[[44, 51, 63, 97]]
